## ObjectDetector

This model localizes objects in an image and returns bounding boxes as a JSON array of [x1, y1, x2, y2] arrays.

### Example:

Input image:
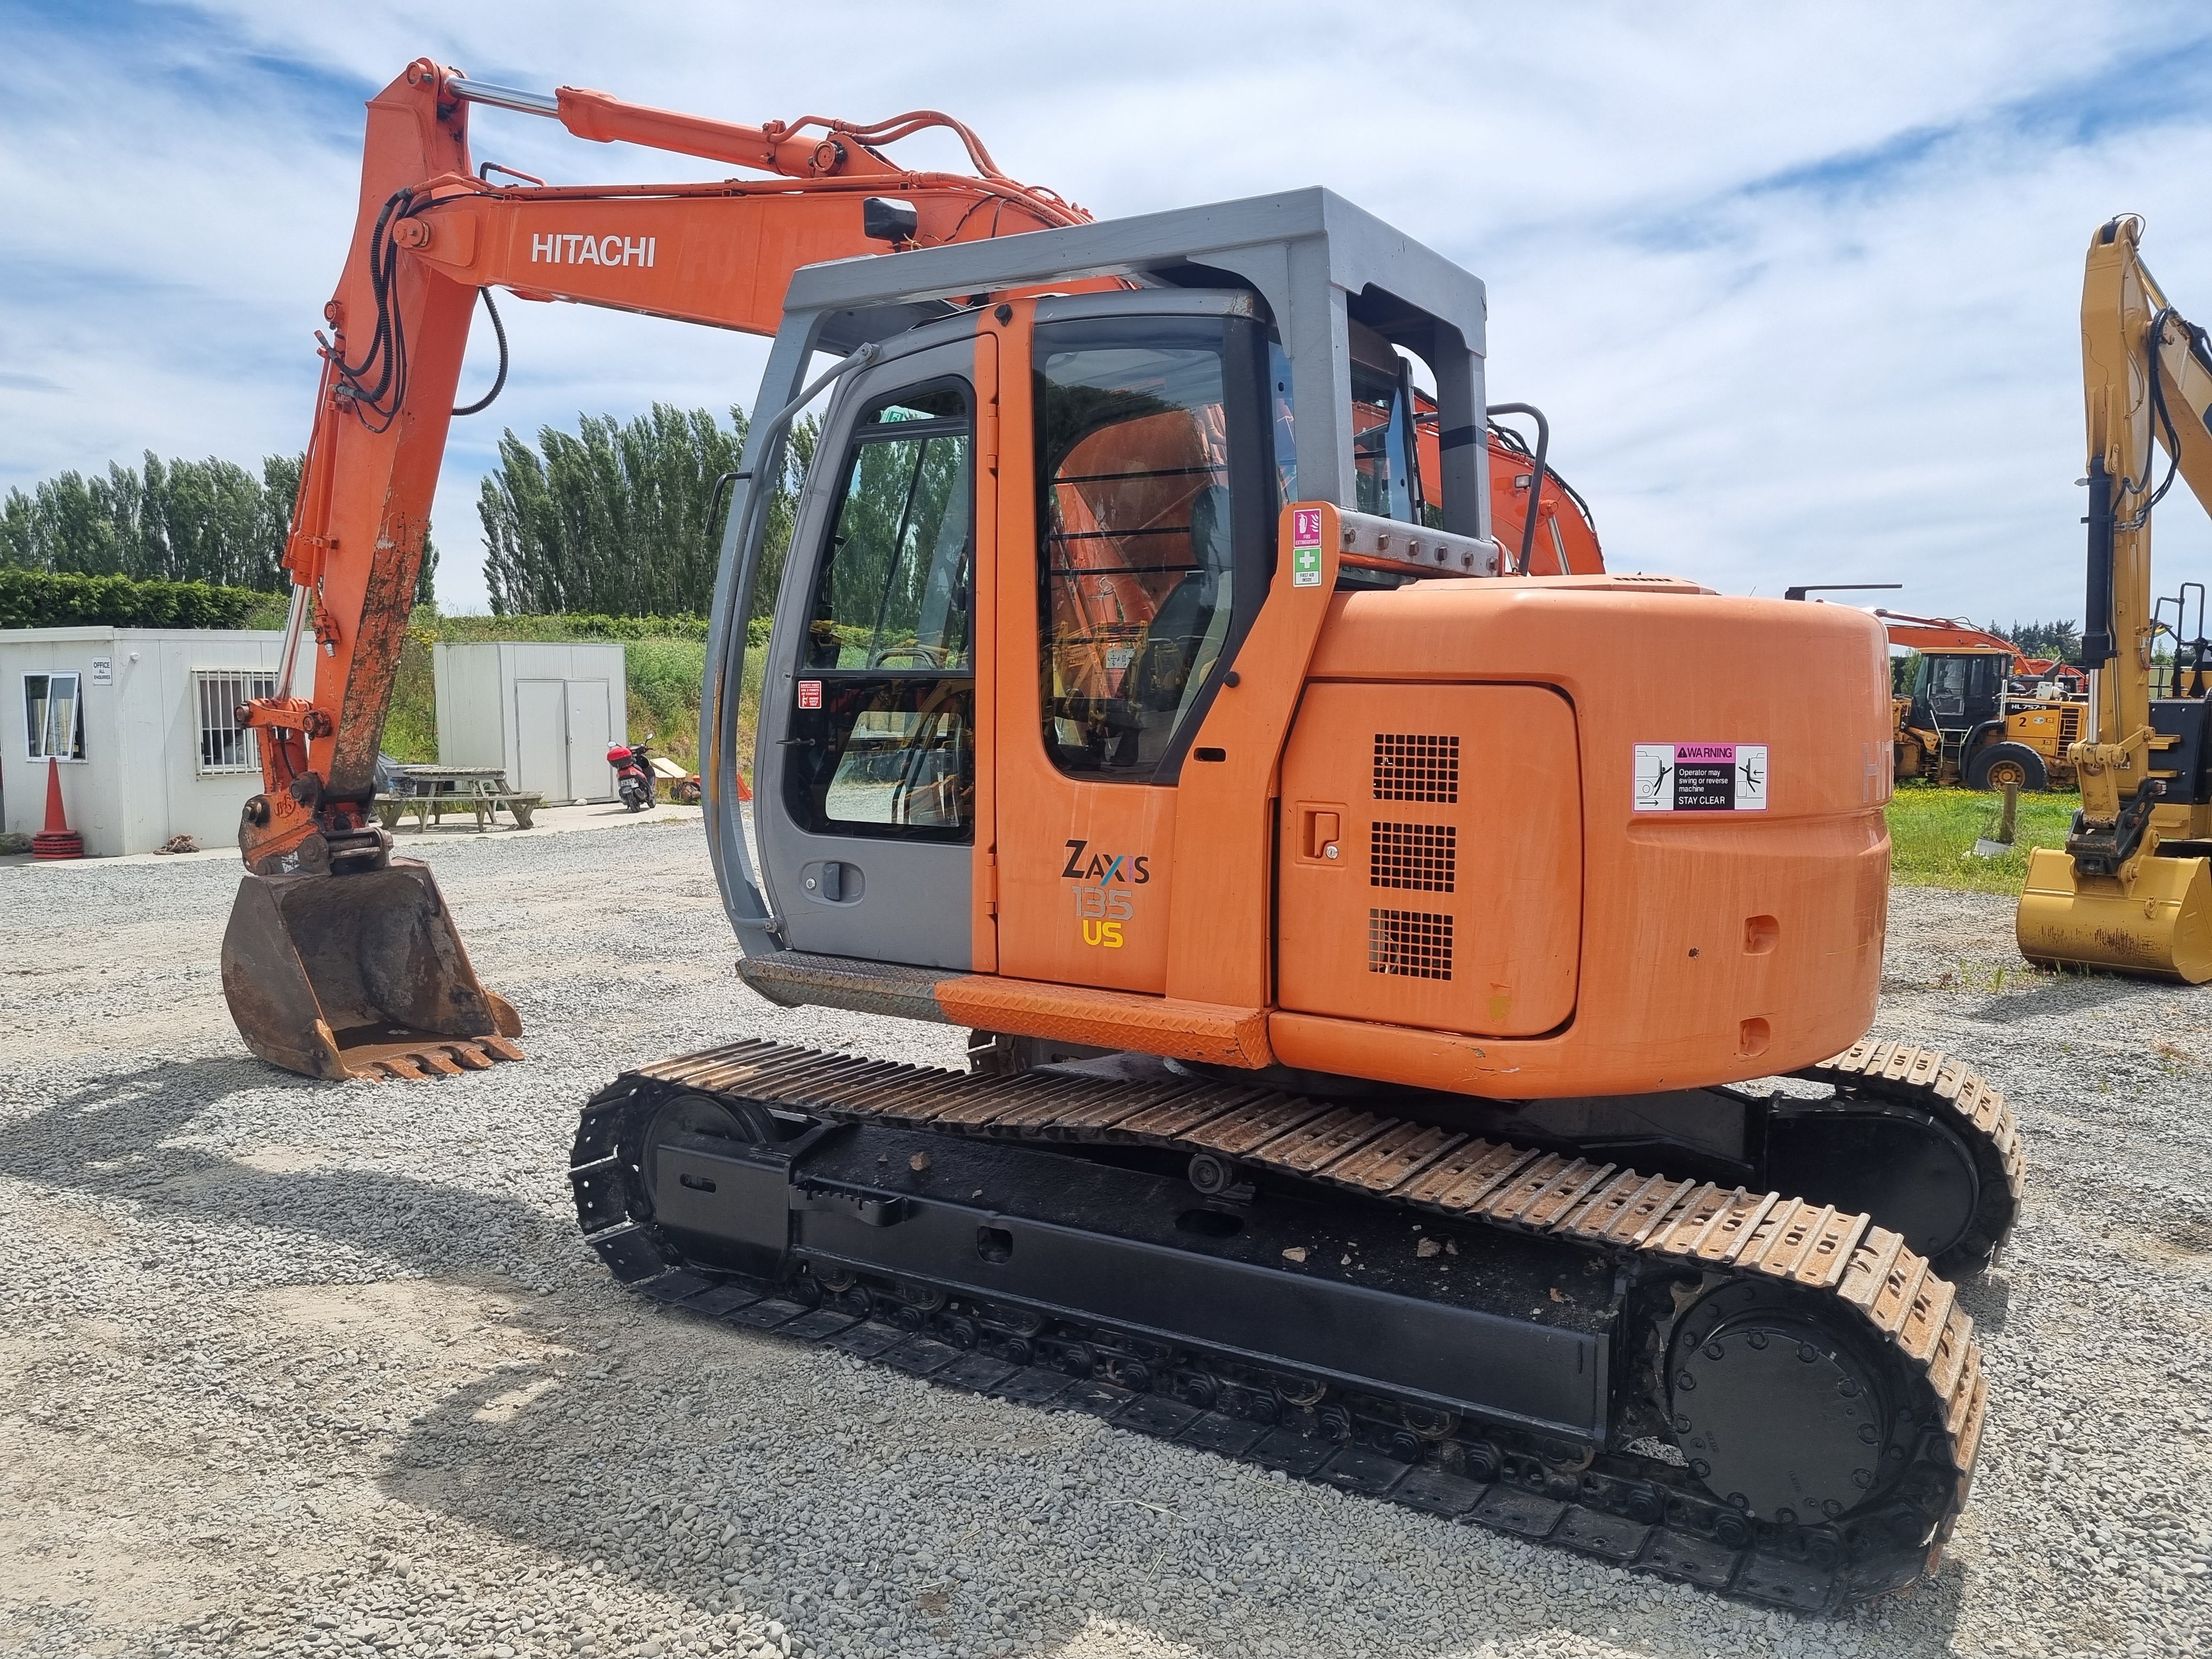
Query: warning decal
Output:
[[1291, 507, 1324, 588], [1634, 743, 1768, 812]]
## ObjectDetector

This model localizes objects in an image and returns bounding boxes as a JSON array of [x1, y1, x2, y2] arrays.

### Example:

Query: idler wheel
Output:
[[649, 1089, 777, 1152], [1764, 1100, 1980, 1267], [1670, 1288, 1892, 1524]]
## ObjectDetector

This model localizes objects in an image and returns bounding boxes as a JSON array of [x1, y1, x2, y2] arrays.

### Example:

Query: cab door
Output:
[[756, 335, 992, 969], [991, 303, 1275, 992]]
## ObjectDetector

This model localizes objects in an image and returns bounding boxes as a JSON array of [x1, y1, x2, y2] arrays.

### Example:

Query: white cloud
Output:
[[6, 0, 2211, 623]]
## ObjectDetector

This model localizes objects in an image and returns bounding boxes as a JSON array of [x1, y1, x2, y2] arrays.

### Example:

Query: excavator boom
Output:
[[2017, 216, 2212, 980]]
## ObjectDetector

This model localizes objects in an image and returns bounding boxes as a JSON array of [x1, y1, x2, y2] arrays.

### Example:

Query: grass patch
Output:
[[1887, 784, 2078, 894]]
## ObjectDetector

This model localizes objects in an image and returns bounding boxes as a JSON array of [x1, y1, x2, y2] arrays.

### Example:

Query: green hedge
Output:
[[0, 566, 269, 630], [430, 611, 711, 643]]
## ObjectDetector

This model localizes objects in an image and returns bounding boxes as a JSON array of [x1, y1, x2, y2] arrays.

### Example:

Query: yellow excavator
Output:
[[2019, 217, 2212, 981]]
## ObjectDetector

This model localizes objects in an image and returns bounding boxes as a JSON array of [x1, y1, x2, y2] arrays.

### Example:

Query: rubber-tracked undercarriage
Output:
[[572, 1037, 2016, 1613]]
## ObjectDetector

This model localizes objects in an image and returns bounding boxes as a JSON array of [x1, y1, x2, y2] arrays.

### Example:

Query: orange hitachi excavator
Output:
[[222, 60, 2015, 1611]]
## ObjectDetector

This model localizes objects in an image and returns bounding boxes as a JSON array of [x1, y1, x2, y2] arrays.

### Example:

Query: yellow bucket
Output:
[[2016, 844, 2212, 983]]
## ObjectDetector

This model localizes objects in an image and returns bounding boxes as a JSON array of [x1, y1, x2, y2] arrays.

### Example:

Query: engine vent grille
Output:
[[1368, 907, 1454, 980], [1370, 822, 1457, 892], [1374, 733, 1459, 802]]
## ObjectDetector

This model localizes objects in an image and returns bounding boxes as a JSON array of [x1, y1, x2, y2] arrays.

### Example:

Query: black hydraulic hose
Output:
[[1486, 402, 1550, 575], [452, 289, 510, 417], [2124, 306, 2185, 530]]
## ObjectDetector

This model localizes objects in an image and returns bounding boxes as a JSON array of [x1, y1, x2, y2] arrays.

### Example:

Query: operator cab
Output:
[[711, 190, 1498, 974], [1910, 650, 2007, 735]]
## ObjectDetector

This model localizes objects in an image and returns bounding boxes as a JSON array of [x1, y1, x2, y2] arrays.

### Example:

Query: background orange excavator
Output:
[[220, 60, 2013, 1611]]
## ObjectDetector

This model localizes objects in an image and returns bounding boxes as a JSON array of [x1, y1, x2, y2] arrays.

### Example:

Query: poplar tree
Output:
[[477, 403, 815, 617]]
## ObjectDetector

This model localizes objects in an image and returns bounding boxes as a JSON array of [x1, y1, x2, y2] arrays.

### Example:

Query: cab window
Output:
[[784, 380, 975, 841], [1035, 316, 1263, 780], [803, 385, 971, 671], [1269, 319, 1430, 529]]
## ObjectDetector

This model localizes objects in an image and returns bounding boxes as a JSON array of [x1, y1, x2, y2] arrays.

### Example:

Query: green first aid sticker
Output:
[[1290, 508, 1326, 588]]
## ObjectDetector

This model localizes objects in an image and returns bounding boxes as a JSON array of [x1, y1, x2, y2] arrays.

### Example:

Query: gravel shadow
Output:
[[369, 1299, 1979, 1659], [0, 1056, 557, 1280]]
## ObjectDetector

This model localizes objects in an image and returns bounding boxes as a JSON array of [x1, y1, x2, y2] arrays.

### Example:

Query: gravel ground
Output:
[[2, 824, 2209, 1659]]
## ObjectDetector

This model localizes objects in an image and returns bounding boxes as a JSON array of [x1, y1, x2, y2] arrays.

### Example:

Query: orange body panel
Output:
[[1261, 580, 1890, 1095], [962, 488, 1885, 1100], [1160, 510, 1344, 1011], [1277, 683, 1582, 1037]]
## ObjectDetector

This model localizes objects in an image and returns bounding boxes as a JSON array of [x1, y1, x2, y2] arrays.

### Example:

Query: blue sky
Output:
[[5, 0, 2212, 620]]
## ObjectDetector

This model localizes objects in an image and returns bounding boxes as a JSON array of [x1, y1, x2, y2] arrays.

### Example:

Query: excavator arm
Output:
[[242, 62, 1084, 879], [2078, 215, 2212, 750], [221, 61, 1088, 1078], [2017, 215, 2212, 981]]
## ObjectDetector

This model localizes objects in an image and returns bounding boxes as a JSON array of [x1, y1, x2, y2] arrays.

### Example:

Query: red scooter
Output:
[[608, 733, 657, 812]]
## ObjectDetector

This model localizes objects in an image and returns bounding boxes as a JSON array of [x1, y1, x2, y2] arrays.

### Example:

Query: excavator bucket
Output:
[[2016, 845, 2212, 982], [220, 859, 524, 1080]]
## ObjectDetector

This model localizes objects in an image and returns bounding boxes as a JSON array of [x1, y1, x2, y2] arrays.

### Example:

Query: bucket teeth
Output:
[[357, 1040, 525, 1082]]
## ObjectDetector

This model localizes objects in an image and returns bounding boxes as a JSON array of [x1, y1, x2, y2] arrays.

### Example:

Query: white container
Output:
[[432, 640, 628, 804], [0, 625, 315, 857]]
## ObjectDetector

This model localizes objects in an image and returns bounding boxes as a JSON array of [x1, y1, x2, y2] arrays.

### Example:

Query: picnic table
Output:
[[373, 766, 545, 833]]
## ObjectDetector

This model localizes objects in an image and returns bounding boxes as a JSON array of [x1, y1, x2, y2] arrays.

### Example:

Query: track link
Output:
[[571, 1040, 1998, 1614]]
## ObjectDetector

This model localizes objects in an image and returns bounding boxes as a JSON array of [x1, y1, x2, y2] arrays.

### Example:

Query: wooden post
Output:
[[1998, 780, 2020, 846]]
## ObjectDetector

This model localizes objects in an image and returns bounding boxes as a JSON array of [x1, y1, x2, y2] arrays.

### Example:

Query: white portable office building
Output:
[[432, 640, 627, 804], [0, 625, 314, 857]]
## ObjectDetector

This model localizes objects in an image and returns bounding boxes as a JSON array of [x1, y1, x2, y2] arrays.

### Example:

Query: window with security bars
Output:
[[1368, 907, 1454, 979], [195, 670, 274, 774], [1370, 821, 1457, 892], [1373, 733, 1459, 802]]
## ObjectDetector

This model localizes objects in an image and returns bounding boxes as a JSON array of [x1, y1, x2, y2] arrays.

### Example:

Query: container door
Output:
[[755, 335, 990, 969], [565, 680, 612, 801], [515, 679, 568, 801], [1277, 682, 1582, 1037]]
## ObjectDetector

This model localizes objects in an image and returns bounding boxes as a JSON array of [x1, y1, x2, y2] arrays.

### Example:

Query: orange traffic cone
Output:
[[31, 757, 83, 859]]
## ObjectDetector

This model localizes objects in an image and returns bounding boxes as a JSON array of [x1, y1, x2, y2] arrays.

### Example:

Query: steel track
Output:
[[571, 1038, 2012, 1613]]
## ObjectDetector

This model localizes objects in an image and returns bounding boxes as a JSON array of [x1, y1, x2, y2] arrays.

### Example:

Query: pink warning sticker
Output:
[[1634, 743, 1768, 811]]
